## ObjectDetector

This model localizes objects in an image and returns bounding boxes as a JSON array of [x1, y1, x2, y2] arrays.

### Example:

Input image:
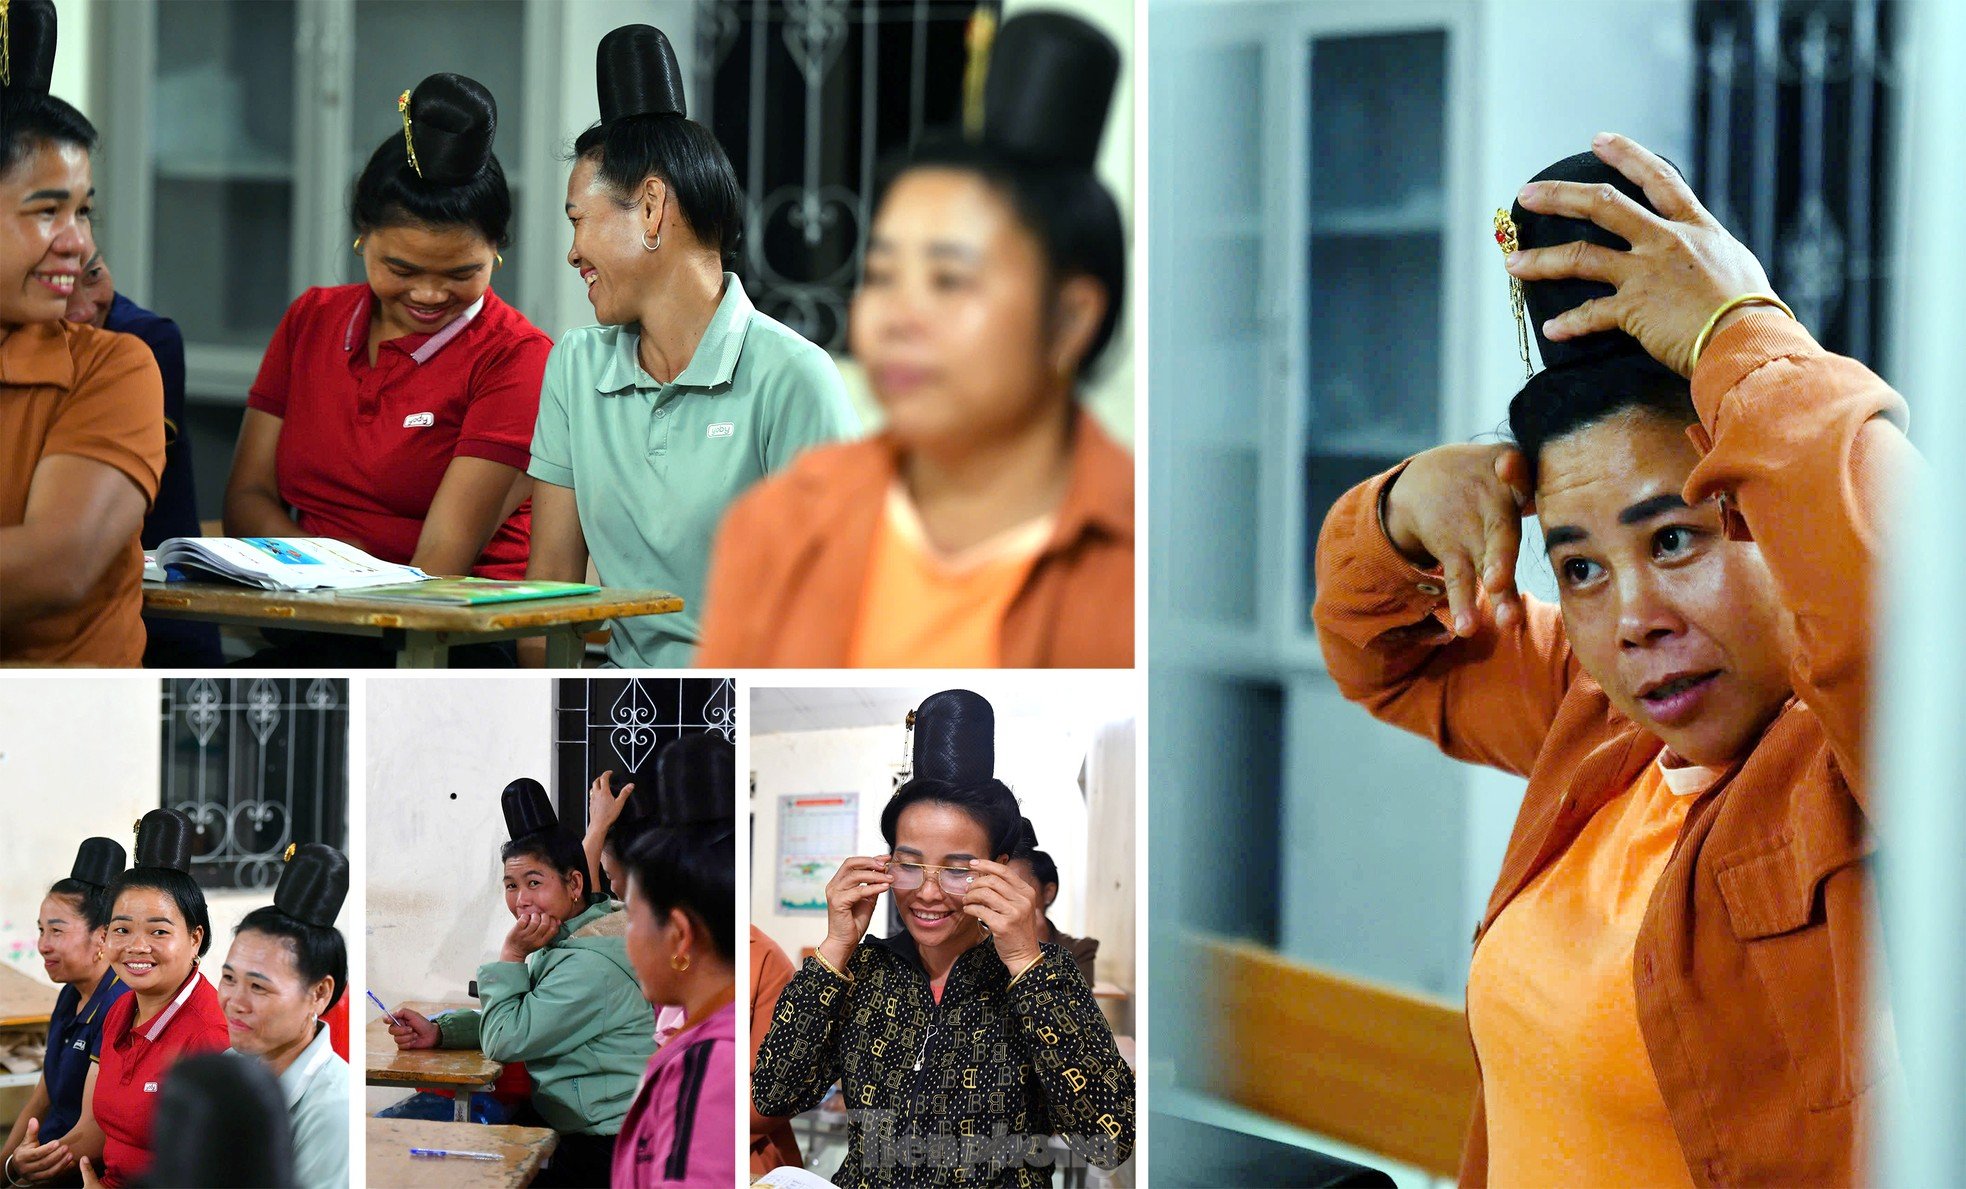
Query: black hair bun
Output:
[[3, 1, 58, 97], [501, 777, 557, 841], [274, 843, 348, 929], [981, 11, 1119, 170], [655, 733, 734, 828], [911, 690, 995, 786], [596, 24, 686, 123], [1508, 151, 1680, 371], [71, 837, 127, 890], [406, 72, 497, 186], [133, 809, 195, 873]]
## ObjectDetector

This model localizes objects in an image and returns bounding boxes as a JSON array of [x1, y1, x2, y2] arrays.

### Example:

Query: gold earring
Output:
[[670, 951, 690, 972], [353, 237, 363, 253], [494, 253, 504, 270]]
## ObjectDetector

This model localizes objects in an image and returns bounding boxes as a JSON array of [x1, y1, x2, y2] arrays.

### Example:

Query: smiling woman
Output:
[[0, 0, 167, 668], [221, 70, 553, 666]]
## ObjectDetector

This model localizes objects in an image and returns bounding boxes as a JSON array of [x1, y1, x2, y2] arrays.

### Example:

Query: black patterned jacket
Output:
[[752, 931, 1134, 1187]]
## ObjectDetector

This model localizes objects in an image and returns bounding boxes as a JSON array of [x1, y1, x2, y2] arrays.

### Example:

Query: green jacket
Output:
[[437, 901, 656, 1135]]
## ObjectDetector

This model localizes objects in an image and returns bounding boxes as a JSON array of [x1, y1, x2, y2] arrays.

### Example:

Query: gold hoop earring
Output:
[[641, 231, 661, 252], [352, 237, 363, 253], [669, 951, 690, 972], [494, 253, 504, 270]]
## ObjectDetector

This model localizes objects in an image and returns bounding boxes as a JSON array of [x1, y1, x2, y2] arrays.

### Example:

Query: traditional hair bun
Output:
[[910, 690, 995, 786], [70, 837, 127, 890], [273, 843, 349, 929], [133, 809, 196, 873], [2, 0, 58, 97], [406, 72, 497, 186], [596, 24, 686, 123], [501, 777, 558, 842], [654, 733, 734, 829], [980, 12, 1119, 170]]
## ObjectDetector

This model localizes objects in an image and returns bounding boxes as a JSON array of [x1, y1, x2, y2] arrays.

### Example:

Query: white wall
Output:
[[749, 711, 1132, 980], [0, 677, 346, 994], [364, 677, 554, 1005]]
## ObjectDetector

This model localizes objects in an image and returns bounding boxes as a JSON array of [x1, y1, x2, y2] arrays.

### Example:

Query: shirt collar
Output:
[[0, 322, 78, 390], [140, 969, 205, 1042], [596, 273, 754, 396], [342, 293, 488, 364], [275, 1021, 338, 1107]]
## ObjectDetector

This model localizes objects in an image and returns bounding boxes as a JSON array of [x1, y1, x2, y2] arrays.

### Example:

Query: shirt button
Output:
[[1416, 582, 1443, 596], [655, 407, 668, 418]]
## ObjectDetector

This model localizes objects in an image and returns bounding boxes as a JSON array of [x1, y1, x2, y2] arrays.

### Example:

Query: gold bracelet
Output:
[[812, 949, 853, 984], [1007, 952, 1044, 987], [1689, 292, 1795, 371]]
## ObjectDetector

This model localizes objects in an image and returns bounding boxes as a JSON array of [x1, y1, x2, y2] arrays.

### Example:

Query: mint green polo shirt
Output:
[[528, 274, 856, 666]]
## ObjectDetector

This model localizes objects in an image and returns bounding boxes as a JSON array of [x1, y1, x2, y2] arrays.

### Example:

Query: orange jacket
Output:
[[750, 926, 802, 1174], [696, 410, 1134, 667], [1313, 313, 1910, 1186]]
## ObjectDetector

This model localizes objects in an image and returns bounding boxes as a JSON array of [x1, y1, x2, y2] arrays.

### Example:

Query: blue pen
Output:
[[409, 1148, 499, 1160], [366, 989, 403, 1028]]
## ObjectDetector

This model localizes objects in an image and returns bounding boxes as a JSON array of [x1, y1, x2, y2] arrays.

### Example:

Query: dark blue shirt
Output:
[[40, 971, 128, 1141], [103, 292, 222, 666]]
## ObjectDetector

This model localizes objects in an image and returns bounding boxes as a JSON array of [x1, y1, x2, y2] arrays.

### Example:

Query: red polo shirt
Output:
[[247, 284, 551, 579], [92, 971, 229, 1187]]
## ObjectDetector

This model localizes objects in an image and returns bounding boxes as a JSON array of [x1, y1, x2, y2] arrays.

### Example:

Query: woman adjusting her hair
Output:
[[0, 0, 167, 668], [225, 72, 551, 665], [220, 844, 351, 1189], [1314, 134, 1912, 1185], [525, 24, 856, 668], [696, 12, 1133, 669], [752, 690, 1135, 1187]]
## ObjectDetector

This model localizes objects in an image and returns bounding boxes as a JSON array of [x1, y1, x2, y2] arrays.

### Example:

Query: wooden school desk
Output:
[[142, 582, 682, 668], [366, 1000, 502, 1122], [367, 1118, 558, 1188]]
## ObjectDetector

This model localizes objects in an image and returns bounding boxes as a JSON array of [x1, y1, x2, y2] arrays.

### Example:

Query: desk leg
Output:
[[398, 634, 451, 669], [544, 627, 585, 669], [454, 1093, 470, 1123]]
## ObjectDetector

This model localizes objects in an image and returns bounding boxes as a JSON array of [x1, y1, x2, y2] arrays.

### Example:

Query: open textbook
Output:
[[145, 537, 429, 592]]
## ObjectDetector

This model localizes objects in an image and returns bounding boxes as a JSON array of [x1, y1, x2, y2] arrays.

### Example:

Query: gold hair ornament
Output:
[[1494, 209, 1532, 378], [398, 89, 422, 179], [1, 0, 12, 89], [962, 8, 997, 139], [283, 842, 297, 862]]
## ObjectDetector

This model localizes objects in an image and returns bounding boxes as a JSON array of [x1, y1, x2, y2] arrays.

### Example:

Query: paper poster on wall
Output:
[[778, 792, 858, 914]]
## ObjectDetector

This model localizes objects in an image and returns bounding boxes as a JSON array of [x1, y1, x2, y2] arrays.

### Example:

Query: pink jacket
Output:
[[611, 1000, 735, 1188]]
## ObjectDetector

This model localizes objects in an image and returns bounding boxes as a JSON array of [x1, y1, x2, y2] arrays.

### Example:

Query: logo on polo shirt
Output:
[[403, 412, 435, 428], [143, 1081, 158, 1093], [707, 422, 734, 439]]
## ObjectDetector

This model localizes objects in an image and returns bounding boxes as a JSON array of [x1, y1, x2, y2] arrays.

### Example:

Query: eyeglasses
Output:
[[886, 857, 975, 896]]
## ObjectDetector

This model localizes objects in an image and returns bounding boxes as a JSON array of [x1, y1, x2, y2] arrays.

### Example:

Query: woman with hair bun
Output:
[[696, 12, 1133, 668], [751, 691, 1135, 1186], [225, 72, 553, 665], [9, 811, 231, 1187], [0, 840, 129, 1185], [0, 0, 168, 667], [219, 844, 350, 1189], [526, 24, 856, 668]]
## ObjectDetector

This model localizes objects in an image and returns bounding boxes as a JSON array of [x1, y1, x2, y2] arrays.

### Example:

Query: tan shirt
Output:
[[1, 322, 164, 666]]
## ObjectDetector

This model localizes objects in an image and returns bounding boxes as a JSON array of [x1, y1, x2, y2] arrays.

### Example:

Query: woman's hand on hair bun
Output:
[[1508, 133, 1777, 377], [962, 859, 1044, 973], [1383, 443, 1533, 638], [820, 856, 893, 971], [586, 770, 633, 841]]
